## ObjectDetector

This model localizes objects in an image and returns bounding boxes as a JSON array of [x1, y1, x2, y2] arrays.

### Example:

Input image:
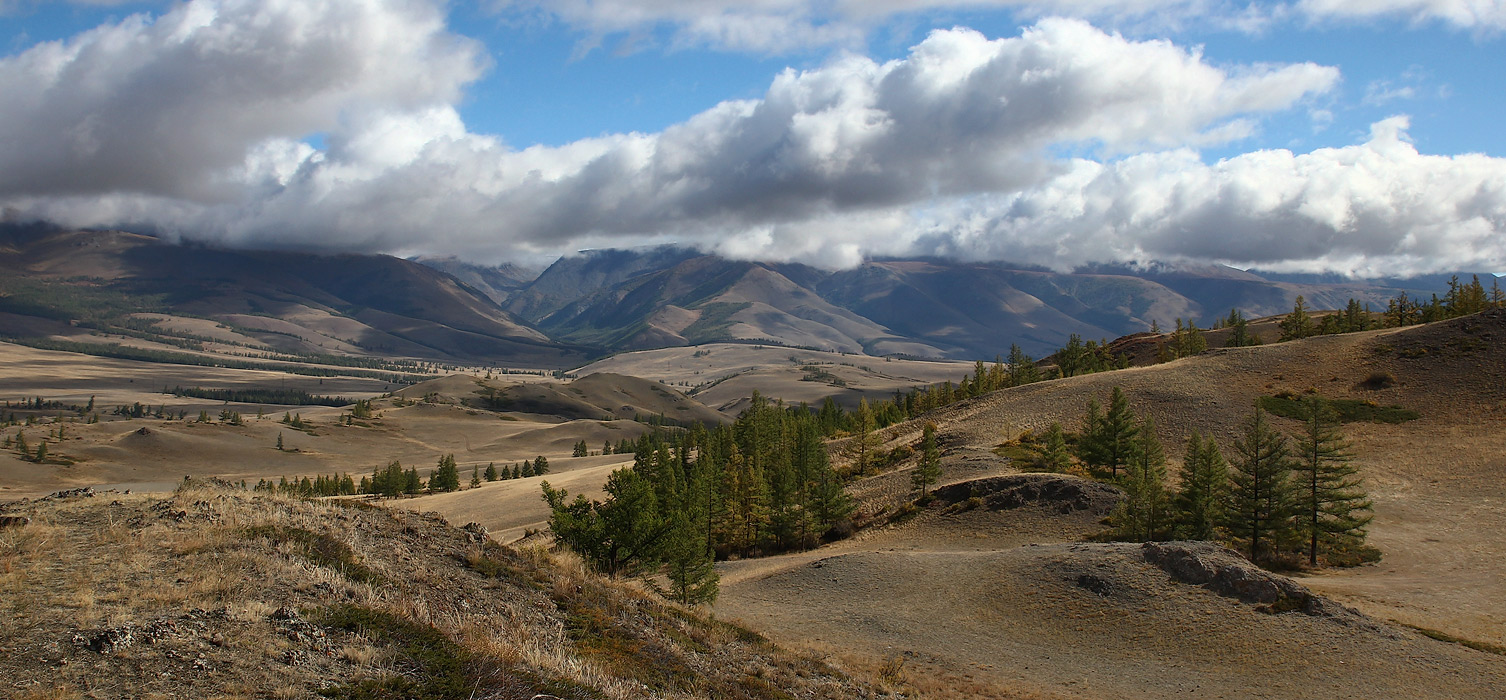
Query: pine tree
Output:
[[430, 454, 461, 492], [534, 456, 550, 475], [404, 467, 423, 495], [1078, 388, 1138, 480], [521, 461, 534, 478], [484, 462, 498, 481], [1224, 308, 1260, 347], [34, 439, 47, 462], [1040, 421, 1072, 473], [1278, 295, 1316, 341], [512, 464, 522, 479], [276, 432, 284, 451], [1174, 431, 1228, 540], [911, 424, 942, 499], [1225, 404, 1298, 563], [1112, 418, 1169, 542], [15, 431, 28, 457], [471, 464, 481, 488], [573, 440, 588, 457], [1007, 344, 1040, 386], [1292, 397, 1372, 566], [845, 399, 880, 475]]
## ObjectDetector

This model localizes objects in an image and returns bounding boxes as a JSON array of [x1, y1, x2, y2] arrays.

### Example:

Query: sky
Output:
[[0, 0, 1503, 276]]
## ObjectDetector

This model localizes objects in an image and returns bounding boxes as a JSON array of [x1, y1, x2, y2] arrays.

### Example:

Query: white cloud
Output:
[[0, 0, 486, 200], [3, 4, 1502, 277], [492, 0, 1506, 55], [909, 117, 1506, 276]]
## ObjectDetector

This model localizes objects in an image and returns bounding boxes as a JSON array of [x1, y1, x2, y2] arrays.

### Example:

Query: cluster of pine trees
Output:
[[540, 392, 856, 604], [1382, 275, 1503, 328], [352, 454, 551, 497], [254, 472, 358, 497], [1047, 388, 1372, 566]]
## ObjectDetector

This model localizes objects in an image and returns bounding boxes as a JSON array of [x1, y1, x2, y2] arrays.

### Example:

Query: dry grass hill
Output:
[[704, 309, 1506, 698], [0, 481, 896, 699], [574, 343, 972, 413]]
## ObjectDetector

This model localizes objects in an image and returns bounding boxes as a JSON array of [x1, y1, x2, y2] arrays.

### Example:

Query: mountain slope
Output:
[[0, 227, 588, 367]]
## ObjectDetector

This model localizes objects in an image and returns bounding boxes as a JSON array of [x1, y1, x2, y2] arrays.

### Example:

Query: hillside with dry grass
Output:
[[704, 309, 1506, 698], [0, 481, 896, 700]]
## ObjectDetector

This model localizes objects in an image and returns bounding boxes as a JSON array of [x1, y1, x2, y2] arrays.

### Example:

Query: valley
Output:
[[2, 230, 1502, 699]]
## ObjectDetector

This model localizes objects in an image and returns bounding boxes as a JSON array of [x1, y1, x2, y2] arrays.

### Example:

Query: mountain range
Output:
[[0, 225, 1471, 365]]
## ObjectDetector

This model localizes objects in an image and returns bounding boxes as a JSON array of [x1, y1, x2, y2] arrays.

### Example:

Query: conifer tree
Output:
[[16, 431, 28, 456], [1174, 431, 1228, 540], [512, 464, 522, 479], [276, 432, 284, 451], [1040, 422, 1072, 473], [404, 467, 423, 495], [1278, 295, 1316, 341], [484, 462, 498, 481], [534, 456, 550, 475], [521, 461, 534, 478], [1007, 344, 1040, 386], [911, 423, 942, 499], [1292, 397, 1372, 566], [1078, 388, 1138, 480], [431, 454, 461, 492], [845, 399, 879, 475], [34, 439, 47, 463], [1225, 404, 1298, 563], [1112, 418, 1169, 542], [471, 464, 481, 488]]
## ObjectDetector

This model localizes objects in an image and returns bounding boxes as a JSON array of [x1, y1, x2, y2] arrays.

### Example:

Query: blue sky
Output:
[[0, 1, 1502, 275]]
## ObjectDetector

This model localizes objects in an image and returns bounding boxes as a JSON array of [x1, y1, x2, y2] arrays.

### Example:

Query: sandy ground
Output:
[[387, 454, 635, 542], [575, 343, 971, 412], [0, 343, 651, 498]]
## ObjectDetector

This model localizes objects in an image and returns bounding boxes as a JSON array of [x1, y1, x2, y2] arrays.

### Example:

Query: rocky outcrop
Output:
[[1142, 541, 1375, 626], [933, 473, 1122, 515]]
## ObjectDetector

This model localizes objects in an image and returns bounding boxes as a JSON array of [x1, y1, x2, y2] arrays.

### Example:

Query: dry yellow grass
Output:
[[0, 480, 895, 699]]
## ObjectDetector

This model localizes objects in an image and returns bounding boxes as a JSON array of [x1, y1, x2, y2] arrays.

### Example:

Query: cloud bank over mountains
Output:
[[1, 0, 1503, 276]]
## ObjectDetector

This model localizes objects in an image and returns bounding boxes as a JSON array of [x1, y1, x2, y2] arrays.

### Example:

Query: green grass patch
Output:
[[1258, 395, 1420, 424], [246, 525, 382, 585], [314, 604, 473, 700]]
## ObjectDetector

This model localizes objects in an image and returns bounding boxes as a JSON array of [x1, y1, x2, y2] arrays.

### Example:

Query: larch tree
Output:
[[1278, 295, 1316, 341], [1113, 417, 1169, 542], [912, 423, 942, 499], [1174, 431, 1228, 541], [1040, 422, 1072, 473], [1292, 397, 1373, 566], [1078, 388, 1138, 480], [1225, 404, 1298, 563]]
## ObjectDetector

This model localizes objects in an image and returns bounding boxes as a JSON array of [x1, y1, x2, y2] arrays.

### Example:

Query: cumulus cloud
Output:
[[0, 0, 485, 200], [2, 16, 1340, 260], [493, 0, 1506, 55], [2, 2, 1502, 277], [908, 117, 1506, 276]]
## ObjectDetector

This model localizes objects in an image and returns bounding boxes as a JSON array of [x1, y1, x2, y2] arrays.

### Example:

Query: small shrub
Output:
[[1359, 371, 1397, 390]]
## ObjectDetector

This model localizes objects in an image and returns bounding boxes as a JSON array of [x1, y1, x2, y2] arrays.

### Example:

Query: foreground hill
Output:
[[0, 482, 893, 699]]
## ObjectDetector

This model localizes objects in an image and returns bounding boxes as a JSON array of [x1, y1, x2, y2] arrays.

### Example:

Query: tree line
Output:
[[1033, 387, 1373, 567], [540, 392, 857, 605]]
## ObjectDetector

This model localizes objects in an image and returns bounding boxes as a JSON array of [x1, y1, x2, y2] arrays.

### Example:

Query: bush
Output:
[[1359, 371, 1397, 390]]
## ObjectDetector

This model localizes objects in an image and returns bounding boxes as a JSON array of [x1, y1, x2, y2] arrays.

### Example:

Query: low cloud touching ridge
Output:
[[1, 0, 1503, 276]]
